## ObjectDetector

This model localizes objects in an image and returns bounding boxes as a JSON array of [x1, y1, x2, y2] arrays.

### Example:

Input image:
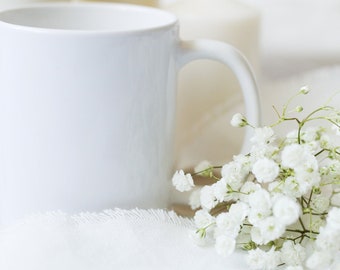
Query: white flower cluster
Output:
[[306, 207, 340, 269], [172, 89, 340, 270], [171, 170, 194, 192]]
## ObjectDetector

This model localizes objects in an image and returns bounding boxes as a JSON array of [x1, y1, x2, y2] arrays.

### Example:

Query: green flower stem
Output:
[[197, 222, 217, 237], [327, 119, 340, 129], [282, 234, 304, 243], [285, 228, 319, 236], [301, 197, 308, 209], [270, 116, 301, 128], [284, 227, 319, 245], [192, 166, 222, 179], [310, 212, 328, 216], [306, 190, 314, 208], [298, 217, 307, 231], [302, 106, 334, 122], [314, 149, 326, 157]]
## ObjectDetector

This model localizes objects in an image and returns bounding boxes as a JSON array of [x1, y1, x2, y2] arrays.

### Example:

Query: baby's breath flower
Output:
[[306, 250, 333, 270], [190, 227, 216, 246], [173, 88, 340, 270], [215, 212, 241, 238], [311, 195, 330, 214], [215, 234, 236, 257], [256, 216, 286, 244], [250, 226, 264, 245], [295, 105, 303, 112], [316, 228, 340, 254], [200, 185, 217, 210], [189, 187, 202, 210], [322, 160, 340, 183], [221, 161, 248, 190], [250, 126, 275, 145], [272, 195, 301, 226], [230, 113, 247, 127], [194, 209, 215, 229], [229, 201, 249, 222], [295, 168, 321, 193], [246, 247, 281, 270], [280, 241, 306, 267], [248, 189, 272, 225], [172, 170, 194, 192], [250, 144, 279, 163], [239, 181, 261, 203], [252, 158, 280, 183], [299, 85, 309, 94], [285, 266, 304, 270], [310, 216, 326, 232], [283, 176, 305, 198], [326, 207, 340, 231], [189, 229, 209, 246], [281, 144, 308, 168], [268, 180, 283, 194], [212, 178, 232, 202]]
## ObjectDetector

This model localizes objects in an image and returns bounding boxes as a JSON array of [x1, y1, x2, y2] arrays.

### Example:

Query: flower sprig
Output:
[[172, 86, 340, 270]]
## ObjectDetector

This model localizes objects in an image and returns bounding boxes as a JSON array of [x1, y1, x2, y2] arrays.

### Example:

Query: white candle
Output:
[[162, 0, 261, 167]]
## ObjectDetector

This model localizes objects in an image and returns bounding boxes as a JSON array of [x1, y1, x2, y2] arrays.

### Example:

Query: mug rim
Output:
[[0, 2, 178, 35]]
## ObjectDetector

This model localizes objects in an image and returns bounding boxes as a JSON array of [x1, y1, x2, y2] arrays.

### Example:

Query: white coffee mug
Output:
[[0, 3, 260, 225]]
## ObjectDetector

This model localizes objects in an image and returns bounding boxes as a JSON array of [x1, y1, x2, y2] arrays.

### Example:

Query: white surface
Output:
[[0, 209, 249, 270]]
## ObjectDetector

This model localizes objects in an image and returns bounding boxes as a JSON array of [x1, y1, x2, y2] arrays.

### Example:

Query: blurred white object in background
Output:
[[240, 0, 340, 79], [72, 0, 158, 6], [161, 0, 260, 167], [0, 0, 158, 9], [0, 0, 66, 10]]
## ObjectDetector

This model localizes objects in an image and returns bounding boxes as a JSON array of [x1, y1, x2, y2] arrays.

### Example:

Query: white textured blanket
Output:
[[0, 209, 247, 270]]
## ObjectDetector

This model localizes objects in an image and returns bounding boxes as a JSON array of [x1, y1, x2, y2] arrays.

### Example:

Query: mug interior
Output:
[[0, 3, 177, 32]]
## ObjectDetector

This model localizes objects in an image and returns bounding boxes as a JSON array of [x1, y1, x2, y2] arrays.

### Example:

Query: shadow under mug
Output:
[[0, 3, 260, 226]]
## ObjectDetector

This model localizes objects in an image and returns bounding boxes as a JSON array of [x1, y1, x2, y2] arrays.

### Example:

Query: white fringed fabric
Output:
[[0, 209, 247, 270]]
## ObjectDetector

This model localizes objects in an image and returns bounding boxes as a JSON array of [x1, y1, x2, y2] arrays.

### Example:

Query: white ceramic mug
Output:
[[0, 3, 260, 225]]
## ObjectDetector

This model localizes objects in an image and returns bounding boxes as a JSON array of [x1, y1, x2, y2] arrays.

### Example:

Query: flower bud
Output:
[[296, 105, 304, 112], [299, 85, 309, 94], [230, 113, 247, 127]]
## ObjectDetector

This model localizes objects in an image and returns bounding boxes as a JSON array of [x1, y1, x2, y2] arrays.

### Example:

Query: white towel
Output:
[[0, 209, 248, 270]]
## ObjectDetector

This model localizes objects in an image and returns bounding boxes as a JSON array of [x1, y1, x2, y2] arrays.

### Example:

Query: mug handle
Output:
[[176, 39, 261, 153]]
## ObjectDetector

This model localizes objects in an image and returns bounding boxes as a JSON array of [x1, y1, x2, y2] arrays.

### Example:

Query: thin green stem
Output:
[[307, 190, 314, 208], [314, 149, 325, 157], [192, 166, 223, 177], [299, 217, 306, 231]]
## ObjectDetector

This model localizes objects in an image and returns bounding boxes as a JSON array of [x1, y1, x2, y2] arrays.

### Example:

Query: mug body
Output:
[[0, 3, 178, 225]]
